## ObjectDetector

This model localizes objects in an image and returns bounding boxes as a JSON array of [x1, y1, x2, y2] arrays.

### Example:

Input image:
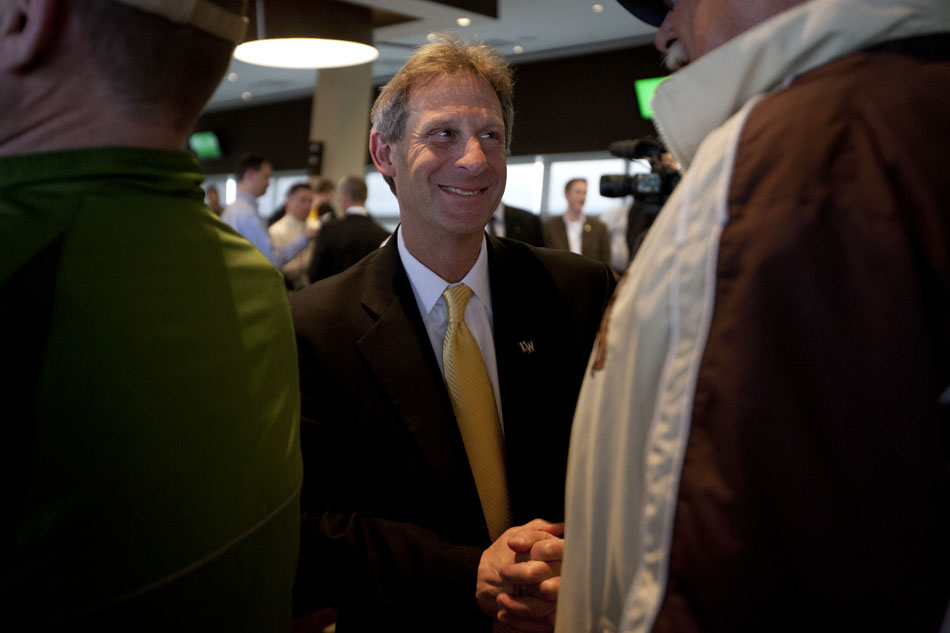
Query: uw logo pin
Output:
[[518, 340, 535, 354]]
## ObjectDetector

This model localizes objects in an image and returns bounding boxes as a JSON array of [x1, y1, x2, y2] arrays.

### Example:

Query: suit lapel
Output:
[[486, 237, 563, 521], [550, 218, 569, 250], [355, 238, 483, 523], [580, 219, 594, 258]]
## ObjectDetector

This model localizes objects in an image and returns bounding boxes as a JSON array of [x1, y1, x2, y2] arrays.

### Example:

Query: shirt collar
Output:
[[236, 191, 258, 207], [651, 0, 949, 169], [397, 228, 492, 317], [280, 214, 305, 228], [345, 205, 370, 217]]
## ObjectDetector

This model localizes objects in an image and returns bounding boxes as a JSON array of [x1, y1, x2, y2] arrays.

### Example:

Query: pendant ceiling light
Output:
[[234, 0, 379, 69]]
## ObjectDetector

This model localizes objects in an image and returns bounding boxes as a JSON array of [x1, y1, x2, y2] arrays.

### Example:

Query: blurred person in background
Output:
[[542, 178, 611, 267], [222, 152, 316, 267], [205, 183, 224, 215], [487, 202, 544, 246], [307, 175, 389, 283], [270, 181, 315, 290]]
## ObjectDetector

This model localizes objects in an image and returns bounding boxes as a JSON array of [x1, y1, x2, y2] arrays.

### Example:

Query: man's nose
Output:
[[456, 136, 488, 173], [654, 11, 675, 52]]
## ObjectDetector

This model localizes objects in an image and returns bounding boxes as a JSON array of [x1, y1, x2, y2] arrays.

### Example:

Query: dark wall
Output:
[[510, 43, 666, 156], [194, 98, 313, 175], [192, 43, 668, 174]]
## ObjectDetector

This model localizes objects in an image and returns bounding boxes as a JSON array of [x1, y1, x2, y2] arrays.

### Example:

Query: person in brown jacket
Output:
[[558, 0, 950, 632]]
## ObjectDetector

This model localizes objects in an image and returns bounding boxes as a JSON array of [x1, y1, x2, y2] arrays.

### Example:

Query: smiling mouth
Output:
[[439, 185, 485, 197]]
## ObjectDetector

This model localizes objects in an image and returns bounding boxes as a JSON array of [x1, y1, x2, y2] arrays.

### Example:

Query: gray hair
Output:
[[338, 175, 368, 204], [370, 33, 515, 152]]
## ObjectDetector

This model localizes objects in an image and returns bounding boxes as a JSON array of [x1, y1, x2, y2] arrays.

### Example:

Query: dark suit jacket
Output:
[[502, 205, 543, 246], [308, 213, 390, 283], [542, 214, 612, 267], [291, 234, 614, 632]]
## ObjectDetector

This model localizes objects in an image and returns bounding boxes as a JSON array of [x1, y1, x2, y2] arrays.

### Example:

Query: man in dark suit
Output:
[[542, 178, 612, 267], [487, 202, 544, 246], [308, 174, 390, 282], [291, 34, 614, 633]]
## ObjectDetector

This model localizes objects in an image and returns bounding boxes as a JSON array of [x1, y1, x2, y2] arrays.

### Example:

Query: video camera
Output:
[[599, 137, 680, 206]]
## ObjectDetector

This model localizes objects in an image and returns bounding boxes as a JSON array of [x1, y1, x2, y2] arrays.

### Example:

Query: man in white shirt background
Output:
[[541, 178, 611, 267], [222, 152, 314, 268]]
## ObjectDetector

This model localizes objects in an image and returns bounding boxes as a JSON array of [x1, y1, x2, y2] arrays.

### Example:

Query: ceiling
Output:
[[204, 0, 657, 113]]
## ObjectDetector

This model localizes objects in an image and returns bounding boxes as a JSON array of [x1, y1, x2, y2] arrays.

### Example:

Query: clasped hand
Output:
[[476, 518, 564, 633]]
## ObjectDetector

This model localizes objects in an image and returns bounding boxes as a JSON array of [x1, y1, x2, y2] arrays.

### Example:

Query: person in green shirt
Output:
[[0, 1, 303, 630]]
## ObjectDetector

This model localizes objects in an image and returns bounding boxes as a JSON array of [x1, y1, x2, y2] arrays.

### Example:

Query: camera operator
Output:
[[599, 137, 681, 269], [558, 0, 950, 632]]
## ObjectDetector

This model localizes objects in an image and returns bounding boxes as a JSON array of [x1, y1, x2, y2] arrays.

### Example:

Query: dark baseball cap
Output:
[[616, 0, 669, 27]]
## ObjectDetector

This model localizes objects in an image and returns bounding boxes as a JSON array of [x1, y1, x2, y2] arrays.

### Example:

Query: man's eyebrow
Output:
[[420, 113, 503, 129], [422, 118, 457, 129]]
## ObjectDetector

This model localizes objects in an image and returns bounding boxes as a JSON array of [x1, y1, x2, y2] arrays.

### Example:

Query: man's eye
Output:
[[435, 129, 454, 138]]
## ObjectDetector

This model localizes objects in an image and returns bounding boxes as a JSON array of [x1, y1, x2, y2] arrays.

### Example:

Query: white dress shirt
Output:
[[396, 229, 505, 431], [564, 216, 584, 255], [222, 192, 309, 268], [344, 204, 370, 217]]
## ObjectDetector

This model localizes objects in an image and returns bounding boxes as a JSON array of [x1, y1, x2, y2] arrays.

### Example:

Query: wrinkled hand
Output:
[[476, 519, 564, 632]]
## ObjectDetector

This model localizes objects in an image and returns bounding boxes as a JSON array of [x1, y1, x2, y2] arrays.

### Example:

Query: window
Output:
[[204, 150, 653, 224], [502, 159, 544, 213], [364, 170, 400, 231], [545, 157, 632, 216]]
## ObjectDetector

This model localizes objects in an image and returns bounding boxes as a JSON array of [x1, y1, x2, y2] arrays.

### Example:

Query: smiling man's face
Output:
[[373, 71, 507, 248]]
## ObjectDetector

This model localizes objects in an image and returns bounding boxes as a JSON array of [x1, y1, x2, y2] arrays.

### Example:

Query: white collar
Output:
[[396, 228, 493, 318], [236, 191, 258, 207], [652, 0, 949, 169], [345, 205, 370, 217]]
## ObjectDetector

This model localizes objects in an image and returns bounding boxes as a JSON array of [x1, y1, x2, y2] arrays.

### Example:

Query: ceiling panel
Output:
[[204, 0, 656, 113]]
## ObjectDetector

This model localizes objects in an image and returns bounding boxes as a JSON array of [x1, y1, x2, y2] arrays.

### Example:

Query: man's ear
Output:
[[0, 0, 60, 72], [369, 131, 397, 180]]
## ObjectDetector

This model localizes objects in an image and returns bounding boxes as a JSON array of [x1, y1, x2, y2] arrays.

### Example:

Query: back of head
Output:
[[235, 152, 270, 182], [314, 178, 336, 195], [71, 0, 245, 131], [339, 175, 368, 205], [371, 33, 515, 152]]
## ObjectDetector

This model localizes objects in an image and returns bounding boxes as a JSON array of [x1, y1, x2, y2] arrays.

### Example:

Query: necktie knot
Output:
[[443, 283, 473, 324]]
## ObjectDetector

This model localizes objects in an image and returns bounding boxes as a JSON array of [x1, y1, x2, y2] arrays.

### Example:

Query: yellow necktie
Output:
[[442, 283, 512, 541]]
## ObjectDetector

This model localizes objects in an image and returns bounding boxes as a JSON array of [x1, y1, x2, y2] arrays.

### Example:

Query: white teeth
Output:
[[441, 186, 480, 196]]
